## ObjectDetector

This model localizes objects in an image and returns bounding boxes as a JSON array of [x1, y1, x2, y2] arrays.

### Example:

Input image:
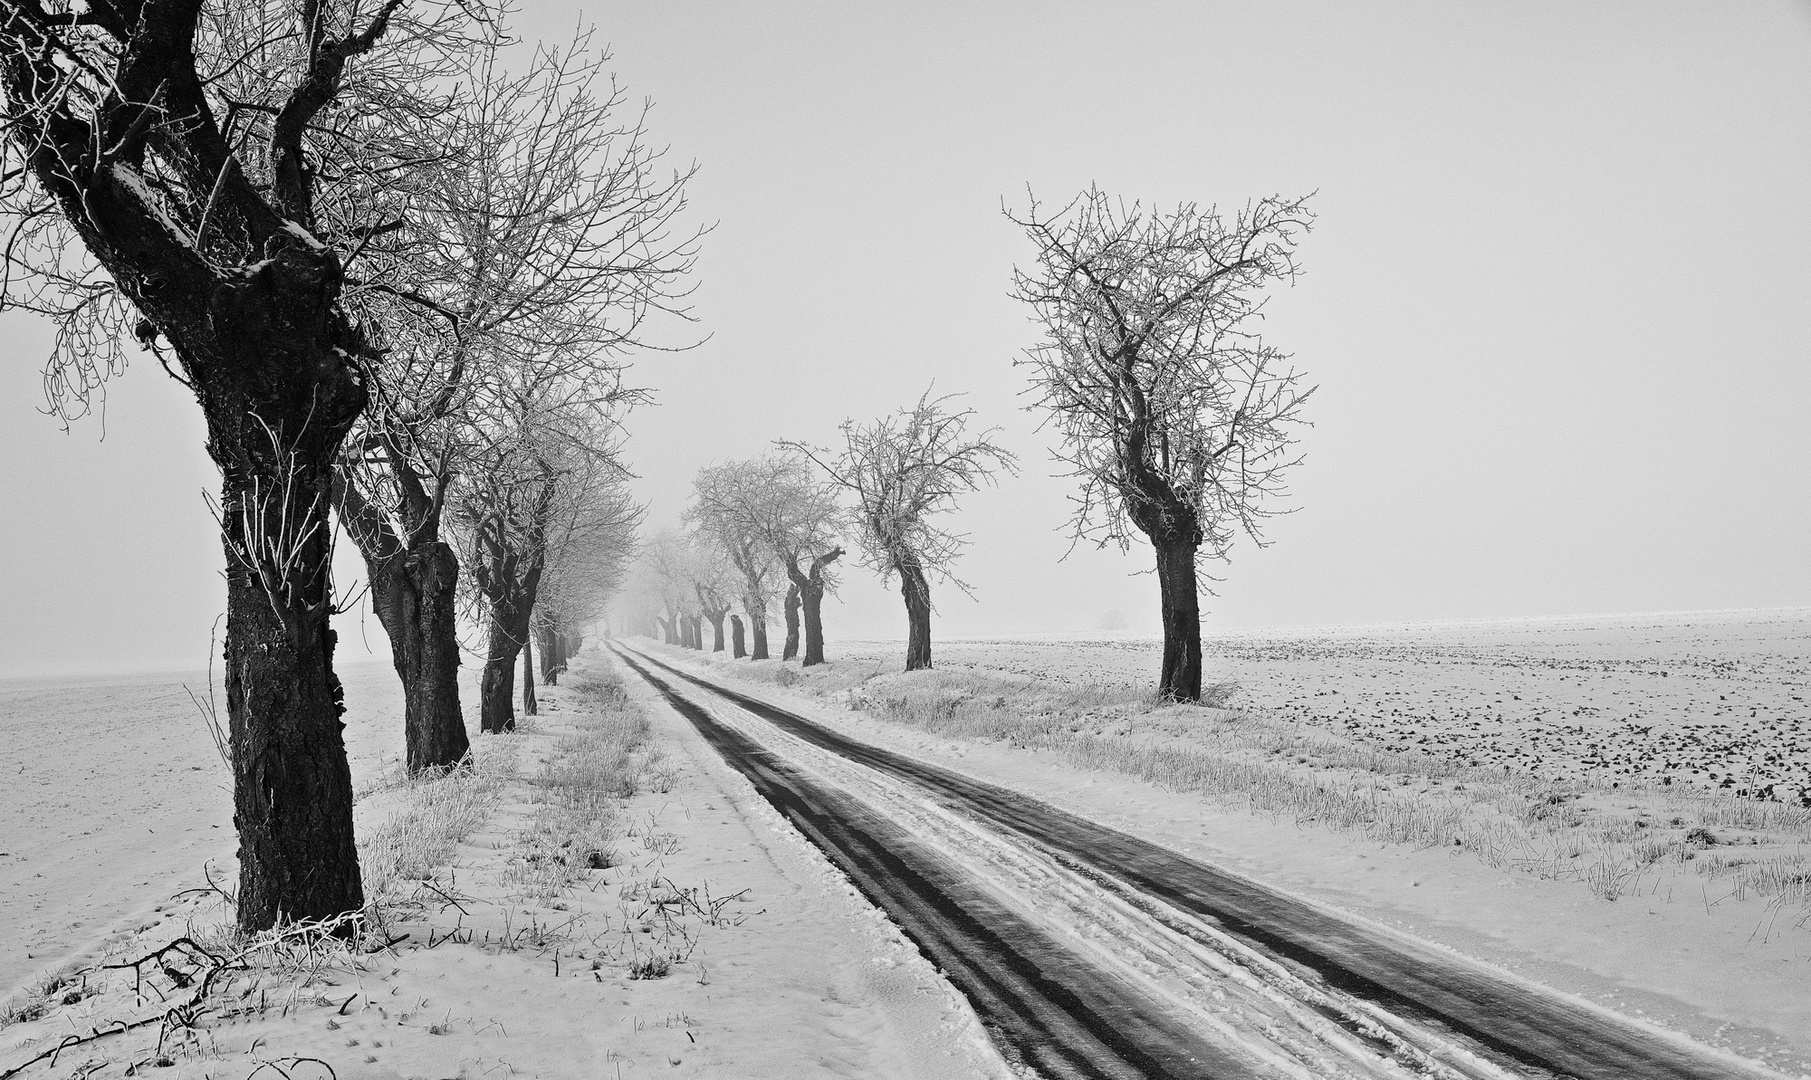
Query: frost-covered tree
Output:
[[686, 459, 788, 660], [0, 0, 487, 931], [454, 374, 637, 731], [336, 26, 697, 770], [788, 391, 1015, 671], [1008, 188, 1315, 702]]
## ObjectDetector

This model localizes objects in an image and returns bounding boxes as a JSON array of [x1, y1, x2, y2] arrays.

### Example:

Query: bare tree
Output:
[[1008, 188, 1315, 702], [787, 391, 1016, 671], [687, 540, 738, 653], [0, 0, 489, 931], [634, 526, 695, 648], [686, 460, 784, 659], [527, 457, 640, 689], [688, 453, 840, 665], [454, 371, 637, 731], [336, 25, 698, 770]]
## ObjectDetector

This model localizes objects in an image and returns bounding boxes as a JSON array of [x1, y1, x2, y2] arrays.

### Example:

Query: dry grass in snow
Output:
[[0, 658, 684, 1078]]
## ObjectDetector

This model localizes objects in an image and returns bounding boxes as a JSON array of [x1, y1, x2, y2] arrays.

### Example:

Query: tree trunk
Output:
[[202, 333, 370, 933], [800, 580, 828, 666], [899, 560, 933, 671], [536, 622, 557, 684], [368, 544, 469, 772], [522, 631, 538, 716], [706, 612, 726, 652], [481, 604, 530, 733], [1153, 537, 1203, 702], [336, 479, 469, 774], [791, 546, 843, 668], [218, 420, 365, 932], [657, 616, 674, 644], [782, 584, 801, 661], [749, 609, 769, 660], [730, 615, 747, 658]]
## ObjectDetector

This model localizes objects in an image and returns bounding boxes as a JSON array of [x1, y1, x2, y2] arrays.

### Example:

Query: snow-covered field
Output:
[[0, 661, 409, 1001], [846, 608, 1811, 803], [2, 610, 1807, 1077]]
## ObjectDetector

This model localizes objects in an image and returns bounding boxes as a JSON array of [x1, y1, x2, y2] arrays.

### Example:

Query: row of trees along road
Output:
[[0, 4, 694, 932], [633, 190, 1312, 704], [632, 395, 1015, 675]]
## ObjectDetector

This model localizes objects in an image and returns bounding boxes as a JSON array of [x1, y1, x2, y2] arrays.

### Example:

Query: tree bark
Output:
[[369, 543, 468, 771], [730, 615, 746, 658], [787, 547, 844, 667], [748, 607, 769, 660], [781, 584, 801, 661], [202, 275, 369, 931], [480, 610, 526, 733], [1152, 537, 1203, 702], [335, 477, 468, 774], [223, 458, 365, 932], [706, 612, 726, 652], [522, 631, 538, 716], [899, 559, 933, 671], [536, 621, 563, 685]]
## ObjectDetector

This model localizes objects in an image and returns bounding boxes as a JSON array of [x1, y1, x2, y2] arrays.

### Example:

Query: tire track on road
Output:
[[613, 645, 1253, 1079], [619, 643, 1778, 1080]]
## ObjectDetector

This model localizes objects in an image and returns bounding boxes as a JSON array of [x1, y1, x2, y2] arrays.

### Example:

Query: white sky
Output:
[[2, 1, 1808, 676]]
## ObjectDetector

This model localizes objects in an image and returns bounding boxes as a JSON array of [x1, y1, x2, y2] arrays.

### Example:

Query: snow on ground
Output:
[[643, 609, 1811, 1077], [0, 661, 408, 1001], [856, 608, 1811, 802], [5, 611, 1808, 1077], [0, 654, 1008, 1079]]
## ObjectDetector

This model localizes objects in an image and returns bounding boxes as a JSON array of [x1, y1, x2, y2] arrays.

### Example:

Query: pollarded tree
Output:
[[686, 460, 784, 659], [690, 453, 841, 665], [0, 0, 483, 932], [764, 459, 843, 667], [336, 26, 698, 771], [688, 540, 738, 653], [787, 392, 1016, 671], [532, 469, 639, 686], [1008, 188, 1315, 702], [454, 372, 637, 731], [635, 526, 695, 648]]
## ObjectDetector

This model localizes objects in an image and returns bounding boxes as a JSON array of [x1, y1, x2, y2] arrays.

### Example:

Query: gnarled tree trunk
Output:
[[898, 559, 932, 671], [522, 632, 538, 716], [730, 615, 746, 658], [479, 605, 528, 732], [748, 606, 769, 660], [787, 546, 844, 667], [335, 477, 469, 774], [221, 428, 365, 931], [1152, 538, 1202, 701], [781, 584, 801, 661]]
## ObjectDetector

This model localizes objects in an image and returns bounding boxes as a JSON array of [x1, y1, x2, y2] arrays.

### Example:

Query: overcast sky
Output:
[[2, 1, 1808, 677]]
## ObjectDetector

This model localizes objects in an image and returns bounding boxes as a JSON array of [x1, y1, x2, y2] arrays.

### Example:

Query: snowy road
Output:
[[612, 642, 1777, 1080]]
